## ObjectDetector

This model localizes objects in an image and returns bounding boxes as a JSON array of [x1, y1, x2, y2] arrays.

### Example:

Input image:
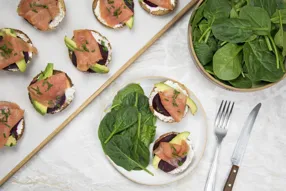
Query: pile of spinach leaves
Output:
[[191, 0, 286, 89], [98, 84, 157, 175]]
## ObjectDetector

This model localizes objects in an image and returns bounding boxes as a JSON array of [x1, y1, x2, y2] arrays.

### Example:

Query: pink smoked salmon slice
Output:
[[0, 106, 24, 149], [148, 0, 173, 10], [159, 88, 187, 122], [28, 72, 69, 107], [74, 30, 103, 72], [99, 0, 134, 27], [18, 0, 59, 31], [0, 34, 38, 70], [0, 102, 21, 110], [154, 140, 189, 167]]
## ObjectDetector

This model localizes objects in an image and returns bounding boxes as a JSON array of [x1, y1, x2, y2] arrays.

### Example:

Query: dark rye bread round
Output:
[[139, 0, 177, 16], [1, 28, 34, 72], [92, 0, 134, 29], [153, 132, 187, 173], [68, 29, 112, 73], [28, 70, 74, 115], [149, 80, 189, 123], [18, 0, 66, 31]]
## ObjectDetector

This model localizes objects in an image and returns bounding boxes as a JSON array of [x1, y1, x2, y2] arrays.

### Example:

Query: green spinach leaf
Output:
[[194, 42, 214, 65], [243, 38, 284, 82], [103, 107, 138, 144], [203, 0, 231, 22], [229, 75, 252, 88], [105, 135, 153, 175], [271, 9, 286, 24], [239, 6, 271, 35], [191, 2, 206, 27], [98, 110, 118, 151], [213, 43, 243, 80], [112, 84, 144, 109], [212, 18, 253, 43], [251, 0, 277, 16]]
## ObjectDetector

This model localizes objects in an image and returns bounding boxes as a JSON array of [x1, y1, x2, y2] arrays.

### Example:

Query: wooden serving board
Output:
[[0, 0, 199, 186]]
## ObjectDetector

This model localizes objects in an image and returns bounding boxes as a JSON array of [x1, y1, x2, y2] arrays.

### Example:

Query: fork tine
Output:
[[223, 102, 235, 128], [214, 100, 225, 127], [220, 101, 232, 129], [217, 101, 228, 128]]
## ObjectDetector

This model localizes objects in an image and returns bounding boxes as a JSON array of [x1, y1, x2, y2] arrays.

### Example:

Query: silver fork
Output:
[[204, 100, 235, 191]]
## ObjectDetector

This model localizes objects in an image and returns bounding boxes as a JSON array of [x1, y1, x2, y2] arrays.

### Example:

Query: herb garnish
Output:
[[82, 44, 89, 52], [31, 86, 43, 95], [0, 44, 13, 58], [32, 9, 38, 13], [178, 160, 183, 166], [91, 49, 95, 52], [101, 40, 108, 52], [0, 108, 11, 128], [172, 90, 180, 107], [42, 80, 53, 92], [30, 2, 48, 9], [113, 7, 122, 18], [3, 133, 6, 138]]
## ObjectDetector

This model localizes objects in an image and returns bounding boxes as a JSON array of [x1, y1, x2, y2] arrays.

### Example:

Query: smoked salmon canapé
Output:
[[17, 0, 66, 31], [0, 101, 25, 149], [149, 80, 198, 123], [0, 28, 37, 72], [152, 131, 194, 174], [27, 63, 75, 115], [92, 0, 135, 29], [64, 29, 111, 73], [139, 0, 177, 16]]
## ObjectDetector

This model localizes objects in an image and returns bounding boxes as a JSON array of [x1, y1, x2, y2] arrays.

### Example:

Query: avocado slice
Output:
[[154, 83, 198, 115], [2, 28, 16, 37], [64, 36, 78, 51], [16, 59, 27, 72], [38, 63, 54, 80], [32, 100, 48, 115], [170, 131, 190, 144], [89, 63, 109, 73], [154, 83, 173, 91], [126, 16, 134, 29], [5, 136, 17, 147], [152, 155, 161, 169], [186, 98, 198, 115], [152, 131, 190, 169]]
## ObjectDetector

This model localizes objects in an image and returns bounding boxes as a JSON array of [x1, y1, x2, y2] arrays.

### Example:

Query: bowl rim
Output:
[[188, 1, 286, 92]]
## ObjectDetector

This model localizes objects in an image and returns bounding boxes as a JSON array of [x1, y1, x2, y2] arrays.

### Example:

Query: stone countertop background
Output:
[[2, 11, 286, 191]]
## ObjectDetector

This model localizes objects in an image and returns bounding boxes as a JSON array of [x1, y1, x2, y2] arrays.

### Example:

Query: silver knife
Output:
[[223, 103, 262, 191]]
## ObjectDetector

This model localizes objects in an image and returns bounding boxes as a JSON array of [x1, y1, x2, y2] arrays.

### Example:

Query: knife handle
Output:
[[223, 165, 239, 191]]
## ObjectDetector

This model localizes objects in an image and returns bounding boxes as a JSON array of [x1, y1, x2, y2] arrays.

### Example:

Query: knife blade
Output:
[[223, 103, 262, 191]]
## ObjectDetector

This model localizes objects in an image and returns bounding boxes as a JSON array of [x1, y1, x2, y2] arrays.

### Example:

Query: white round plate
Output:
[[101, 76, 208, 185]]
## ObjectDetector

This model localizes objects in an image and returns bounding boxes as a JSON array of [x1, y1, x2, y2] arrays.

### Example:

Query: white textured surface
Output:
[[1, 6, 286, 191]]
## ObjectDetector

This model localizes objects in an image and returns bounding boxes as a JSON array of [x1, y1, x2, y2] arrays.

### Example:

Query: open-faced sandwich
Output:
[[27, 63, 75, 115], [152, 131, 194, 174], [139, 0, 177, 16], [0, 101, 25, 149], [0, 28, 37, 72], [17, 0, 66, 31], [149, 80, 197, 123], [92, 0, 134, 29], [64, 29, 111, 73]]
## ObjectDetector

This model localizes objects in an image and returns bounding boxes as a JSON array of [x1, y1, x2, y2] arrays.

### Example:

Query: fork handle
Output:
[[223, 165, 239, 191], [204, 144, 221, 191]]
